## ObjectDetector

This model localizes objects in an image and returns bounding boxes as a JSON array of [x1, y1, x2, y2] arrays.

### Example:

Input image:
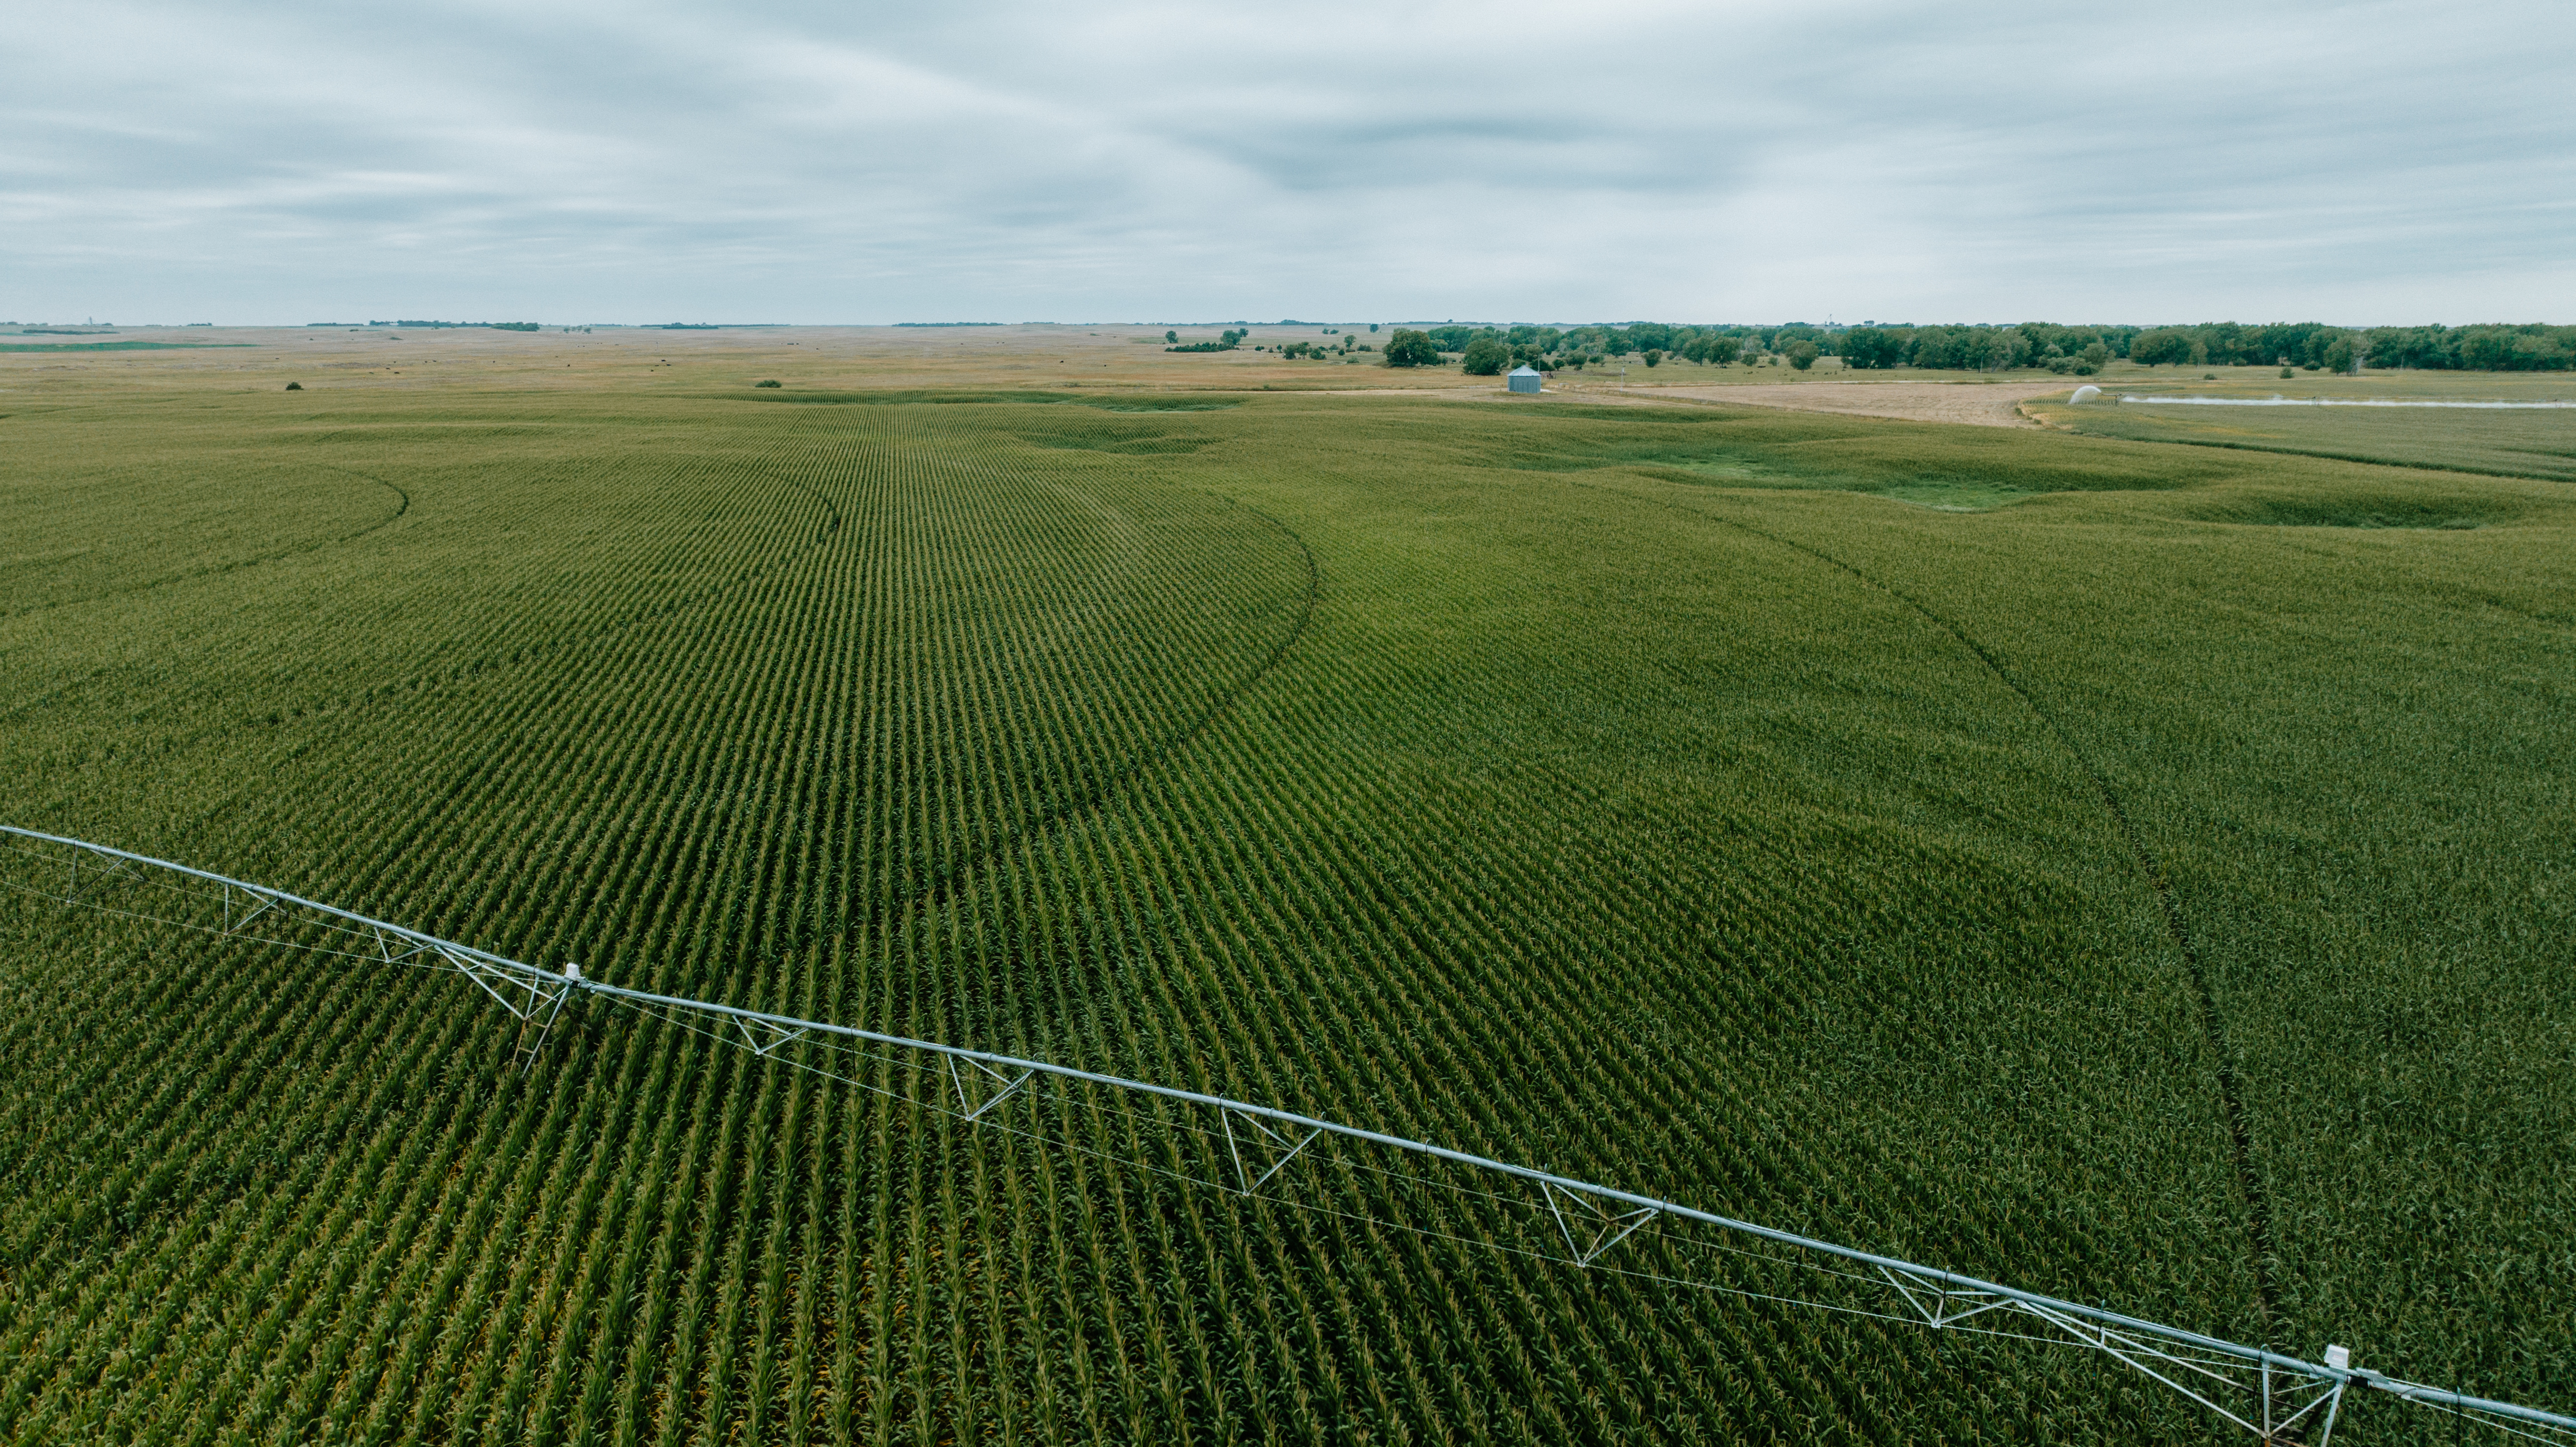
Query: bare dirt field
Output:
[[1617, 379, 2079, 427], [0, 322, 1450, 399], [0, 327, 2188, 427], [2, 325, 2106, 413]]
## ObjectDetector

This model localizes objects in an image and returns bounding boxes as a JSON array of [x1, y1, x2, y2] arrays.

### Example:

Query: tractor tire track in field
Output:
[[12, 431, 1309, 1028], [868, 495, 1320, 946], [1570, 471, 2285, 1336], [0, 467, 416, 730], [357, 472, 846, 705], [143, 467, 1311, 1021], [0, 472, 841, 746], [0, 466, 413, 624]]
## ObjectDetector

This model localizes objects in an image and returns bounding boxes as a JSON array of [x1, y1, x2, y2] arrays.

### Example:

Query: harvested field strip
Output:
[[2029, 392, 2576, 482]]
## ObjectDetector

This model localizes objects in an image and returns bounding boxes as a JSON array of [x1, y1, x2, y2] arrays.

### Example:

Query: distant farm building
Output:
[[1508, 365, 1542, 393]]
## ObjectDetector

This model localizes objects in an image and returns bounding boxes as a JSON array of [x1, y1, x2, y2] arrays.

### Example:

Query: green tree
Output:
[[1974, 329, 2030, 372], [1460, 337, 1510, 375], [1381, 329, 1440, 368], [2080, 341, 2110, 373], [1785, 340, 1820, 371], [1642, 349, 1664, 368], [1166, 331, 1178, 344], [2323, 336, 2357, 373], [2130, 328, 2196, 367], [1840, 328, 1902, 370]]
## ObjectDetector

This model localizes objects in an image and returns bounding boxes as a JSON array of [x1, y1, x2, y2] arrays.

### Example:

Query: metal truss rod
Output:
[[577, 978, 2574, 1442], [5, 823, 2569, 1445], [1, 825, 565, 992]]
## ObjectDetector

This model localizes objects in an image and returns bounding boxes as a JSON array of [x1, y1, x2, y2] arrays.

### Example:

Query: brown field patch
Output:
[[1615, 378, 2078, 427]]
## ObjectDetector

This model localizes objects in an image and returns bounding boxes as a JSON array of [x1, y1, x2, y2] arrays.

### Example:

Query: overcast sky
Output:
[[7, 0, 2571, 326]]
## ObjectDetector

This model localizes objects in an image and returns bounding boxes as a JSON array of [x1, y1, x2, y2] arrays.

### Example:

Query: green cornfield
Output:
[[1, 386, 2568, 1444]]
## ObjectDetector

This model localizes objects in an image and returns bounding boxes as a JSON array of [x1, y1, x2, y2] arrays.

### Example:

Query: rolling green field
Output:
[[1, 385, 2569, 1445]]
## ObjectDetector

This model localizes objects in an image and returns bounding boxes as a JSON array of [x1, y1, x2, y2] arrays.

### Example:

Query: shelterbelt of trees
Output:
[[1373, 320, 2576, 375]]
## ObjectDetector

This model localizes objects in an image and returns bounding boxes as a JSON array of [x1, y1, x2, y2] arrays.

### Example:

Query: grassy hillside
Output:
[[1, 387, 2567, 1444]]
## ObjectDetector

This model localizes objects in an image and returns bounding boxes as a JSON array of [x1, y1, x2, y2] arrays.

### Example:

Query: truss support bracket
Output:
[[511, 981, 579, 1073], [948, 1056, 1033, 1122], [1220, 1109, 1320, 1197], [734, 1017, 808, 1058], [223, 883, 279, 935], [1538, 1180, 1658, 1267]]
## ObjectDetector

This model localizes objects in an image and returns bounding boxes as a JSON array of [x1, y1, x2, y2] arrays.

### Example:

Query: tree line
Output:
[[2090, 322, 2576, 374], [1383, 323, 1763, 373], [2354, 323, 2576, 372], [371, 320, 542, 332], [1382, 321, 2096, 374], [1179, 320, 2576, 374]]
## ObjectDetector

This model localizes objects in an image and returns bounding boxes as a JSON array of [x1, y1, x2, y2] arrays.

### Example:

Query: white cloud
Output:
[[3, 0, 2569, 322]]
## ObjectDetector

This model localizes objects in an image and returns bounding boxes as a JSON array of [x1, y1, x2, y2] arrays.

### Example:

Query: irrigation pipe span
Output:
[[4, 824, 2567, 1445]]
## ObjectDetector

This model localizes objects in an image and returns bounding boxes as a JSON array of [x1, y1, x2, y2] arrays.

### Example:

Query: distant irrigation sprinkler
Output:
[[3, 821, 2569, 1446], [2116, 395, 2576, 408]]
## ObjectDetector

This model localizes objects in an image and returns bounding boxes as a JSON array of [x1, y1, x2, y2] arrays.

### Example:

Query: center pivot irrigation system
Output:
[[3, 824, 2567, 1445]]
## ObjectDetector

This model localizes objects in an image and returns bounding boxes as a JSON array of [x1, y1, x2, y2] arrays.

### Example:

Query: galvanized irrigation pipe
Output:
[[3, 824, 2567, 1443]]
